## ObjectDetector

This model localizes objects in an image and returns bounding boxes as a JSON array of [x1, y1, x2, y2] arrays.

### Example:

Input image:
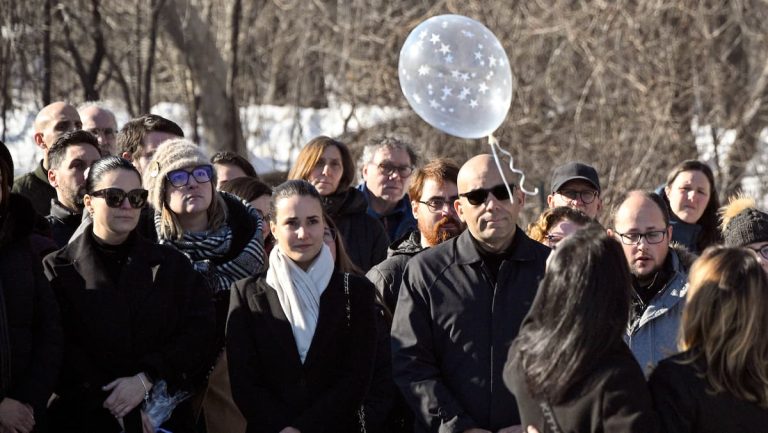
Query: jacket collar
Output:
[[66, 225, 161, 291], [34, 159, 49, 184], [49, 199, 81, 221], [455, 225, 535, 265], [637, 249, 688, 327]]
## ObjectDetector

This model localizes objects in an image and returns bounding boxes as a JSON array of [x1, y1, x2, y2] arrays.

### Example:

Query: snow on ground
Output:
[[1, 98, 409, 177]]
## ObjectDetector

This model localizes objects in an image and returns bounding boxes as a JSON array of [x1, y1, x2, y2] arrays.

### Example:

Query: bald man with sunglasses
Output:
[[392, 154, 550, 433]]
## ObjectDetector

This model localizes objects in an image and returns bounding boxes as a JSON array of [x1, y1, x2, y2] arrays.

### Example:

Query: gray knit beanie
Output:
[[144, 138, 214, 211], [723, 208, 768, 247]]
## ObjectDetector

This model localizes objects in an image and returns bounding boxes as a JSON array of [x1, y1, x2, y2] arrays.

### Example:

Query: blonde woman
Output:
[[649, 246, 768, 432]]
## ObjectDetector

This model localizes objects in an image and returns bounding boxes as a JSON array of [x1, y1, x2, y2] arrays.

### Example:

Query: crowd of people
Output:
[[1, 100, 767, 433]]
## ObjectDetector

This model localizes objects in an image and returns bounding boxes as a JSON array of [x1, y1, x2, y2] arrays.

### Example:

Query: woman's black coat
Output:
[[0, 194, 63, 430], [227, 272, 377, 433], [323, 188, 388, 271], [505, 342, 659, 433], [42, 227, 216, 432]]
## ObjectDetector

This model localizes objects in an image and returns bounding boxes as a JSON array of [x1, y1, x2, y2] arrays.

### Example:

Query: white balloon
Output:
[[398, 14, 513, 139]]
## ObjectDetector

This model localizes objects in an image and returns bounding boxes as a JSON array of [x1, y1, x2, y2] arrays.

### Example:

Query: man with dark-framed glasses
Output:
[[608, 190, 693, 377], [357, 136, 419, 242], [392, 154, 549, 433], [547, 162, 602, 219]]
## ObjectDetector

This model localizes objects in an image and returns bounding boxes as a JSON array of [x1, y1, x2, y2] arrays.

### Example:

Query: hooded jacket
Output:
[[323, 187, 388, 272], [0, 193, 63, 427], [625, 244, 695, 377], [366, 230, 424, 313]]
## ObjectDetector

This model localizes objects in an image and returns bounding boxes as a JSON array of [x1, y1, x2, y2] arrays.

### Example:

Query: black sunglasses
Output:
[[167, 165, 214, 188], [90, 188, 148, 209], [459, 183, 516, 206]]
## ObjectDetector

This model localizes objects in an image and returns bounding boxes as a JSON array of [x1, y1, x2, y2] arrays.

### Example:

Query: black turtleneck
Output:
[[89, 230, 136, 285], [472, 235, 516, 284]]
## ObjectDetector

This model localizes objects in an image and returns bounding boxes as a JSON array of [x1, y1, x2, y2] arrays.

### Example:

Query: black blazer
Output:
[[227, 272, 377, 433], [505, 343, 659, 433], [43, 228, 216, 432]]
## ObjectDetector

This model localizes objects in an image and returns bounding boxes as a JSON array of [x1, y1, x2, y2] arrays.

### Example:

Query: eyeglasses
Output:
[[323, 227, 337, 243], [375, 162, 414, 178], [418, 196, 458, 213], [459, 183, 516, 206], [87, 127, 116, 137], [614, 230, 667, 245], [90, 188, 148, 209], [167, 165, 213, 188], [556, 189, 599, 204], [747, 245, 768, 260]]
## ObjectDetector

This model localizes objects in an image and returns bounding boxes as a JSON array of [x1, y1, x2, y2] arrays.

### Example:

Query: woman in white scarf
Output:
[[227, 180, 377, 433]]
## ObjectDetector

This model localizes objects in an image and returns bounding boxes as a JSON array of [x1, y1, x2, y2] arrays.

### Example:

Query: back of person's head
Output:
[[528, 206, 592, 244], [0, 140, 13, 212], [211, 151, 258, 178], [408, 158, 460, 201], [48, 130, 100, 170], [720, 195, 768, 248], [510, 223, 632, 403], [682, 246, 768, 407], [117, 114, 184, 156], [218, 176, 272, 203], [664, 160, 721, 249], [288, 136, 356, 192]]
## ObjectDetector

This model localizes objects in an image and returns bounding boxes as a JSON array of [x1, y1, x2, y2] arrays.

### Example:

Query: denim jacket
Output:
[[625, 248, 688, 377]]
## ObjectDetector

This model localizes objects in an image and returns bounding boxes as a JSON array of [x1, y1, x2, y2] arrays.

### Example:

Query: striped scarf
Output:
[[158, 200, 265, 292]]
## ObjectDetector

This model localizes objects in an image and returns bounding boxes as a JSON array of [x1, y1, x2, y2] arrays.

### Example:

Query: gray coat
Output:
[[625, 246, 692, 377]]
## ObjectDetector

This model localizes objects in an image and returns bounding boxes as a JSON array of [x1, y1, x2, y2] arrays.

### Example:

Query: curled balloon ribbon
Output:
[[488, 134, 538, 204]]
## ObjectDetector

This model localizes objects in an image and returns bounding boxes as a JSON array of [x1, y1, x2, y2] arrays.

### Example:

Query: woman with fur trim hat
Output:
[[144, 139, 265, 433], [720, 196, 768, 273]]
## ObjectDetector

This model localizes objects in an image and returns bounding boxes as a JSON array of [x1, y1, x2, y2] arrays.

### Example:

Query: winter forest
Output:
[[2, 0, 768, 223]]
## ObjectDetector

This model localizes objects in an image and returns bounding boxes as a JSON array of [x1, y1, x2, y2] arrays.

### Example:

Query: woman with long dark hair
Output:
[[288, 136, 388, 271], [659, 160, 721, 253], [504, 224, 658, 433], [649, 246, 768, 432], [226, 180, 376, 433], [44, 156, 215, 433]]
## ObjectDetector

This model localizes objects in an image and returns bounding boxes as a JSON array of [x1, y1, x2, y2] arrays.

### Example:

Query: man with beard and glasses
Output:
[[46, 130, 102, 247], [392, 154, 549, 433], [607, 190, 694, 377], [367, 158, 462, 313]]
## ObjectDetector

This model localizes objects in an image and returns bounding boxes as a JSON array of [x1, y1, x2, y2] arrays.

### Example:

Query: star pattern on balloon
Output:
[[399, 14, 514, 139]]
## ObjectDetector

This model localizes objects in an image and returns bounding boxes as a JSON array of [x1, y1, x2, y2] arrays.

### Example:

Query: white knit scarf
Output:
[[266, 244, 334, 363]]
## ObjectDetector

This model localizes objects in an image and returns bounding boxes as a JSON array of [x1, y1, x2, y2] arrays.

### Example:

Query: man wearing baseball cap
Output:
[[547, 162, 602, 219]]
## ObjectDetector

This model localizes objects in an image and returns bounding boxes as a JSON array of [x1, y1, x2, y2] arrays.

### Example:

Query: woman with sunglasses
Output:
[[288, 136, 388, 271], [227, 180, 376, 433], [144, 139, 265, 433], [649, 246, 768, 433], [43, 156, 216, 433]]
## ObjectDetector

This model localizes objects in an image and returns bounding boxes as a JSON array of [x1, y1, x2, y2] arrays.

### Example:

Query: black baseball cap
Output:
[[551, 162, 601, 193]]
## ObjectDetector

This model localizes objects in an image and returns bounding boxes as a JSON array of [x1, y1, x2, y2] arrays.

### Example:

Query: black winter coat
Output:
[[43, 227, 216, 433], [0, 194, 63, 430], [366, 230, 424, 313], [12, 161, 56, 217], [227, 272, 377, 433], [46, 200, 82, 248], [505, 342, 659, 433], [323, 188, 388, 272], [391, 228, 549, 433], [649, 350, 768, 433]]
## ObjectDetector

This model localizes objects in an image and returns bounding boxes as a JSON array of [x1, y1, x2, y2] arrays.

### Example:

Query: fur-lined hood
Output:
[[669, 241, 697, 272]]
